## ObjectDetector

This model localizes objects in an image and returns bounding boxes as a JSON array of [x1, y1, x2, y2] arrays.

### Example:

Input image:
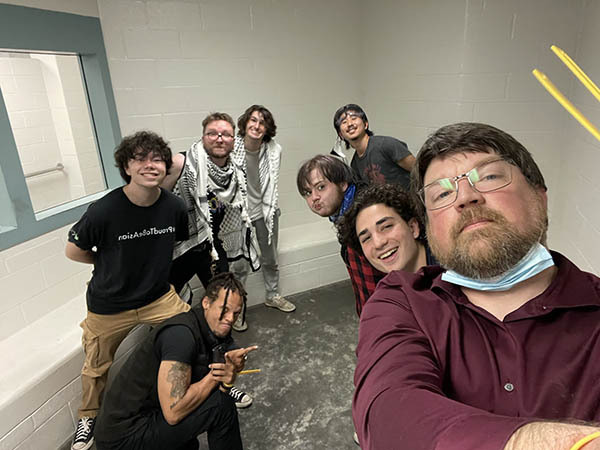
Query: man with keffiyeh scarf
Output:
[[230, 105, 296, 333], [162, 112, 258, 409]]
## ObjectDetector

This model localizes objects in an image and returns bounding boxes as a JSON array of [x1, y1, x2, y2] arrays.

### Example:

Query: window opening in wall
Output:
[[0, 50, 107, 214]]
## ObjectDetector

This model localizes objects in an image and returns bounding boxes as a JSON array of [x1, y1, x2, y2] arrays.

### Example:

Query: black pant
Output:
[[96, 390, 242, 450], [169, 242, 229, 294]]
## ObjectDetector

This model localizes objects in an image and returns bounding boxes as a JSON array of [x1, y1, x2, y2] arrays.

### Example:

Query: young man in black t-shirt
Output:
[[66, 131, 190, 450], [333, 103, 416, 190]]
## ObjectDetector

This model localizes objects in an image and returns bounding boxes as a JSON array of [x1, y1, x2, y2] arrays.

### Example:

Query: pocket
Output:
[[81, 321, 101, 372]]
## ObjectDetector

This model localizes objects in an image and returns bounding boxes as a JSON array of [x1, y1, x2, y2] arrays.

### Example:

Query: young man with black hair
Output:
[[336, 183, 437, 277], [94, 273, 258, 450], [65, 131, 191, 450], [333, 103, 416, 189], [230, 105, 295, 333]]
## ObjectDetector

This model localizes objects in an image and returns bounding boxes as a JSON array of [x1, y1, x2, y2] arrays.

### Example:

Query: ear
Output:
[[408, 217, 421, 240], [341, 181, 349, 193], [364, 120, 369, 130], [201, 296, 210, 311]]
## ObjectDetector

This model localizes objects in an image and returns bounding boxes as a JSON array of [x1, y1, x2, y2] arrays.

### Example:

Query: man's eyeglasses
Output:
[[204, 131, 234, 141], [420, 158, 513, 210]]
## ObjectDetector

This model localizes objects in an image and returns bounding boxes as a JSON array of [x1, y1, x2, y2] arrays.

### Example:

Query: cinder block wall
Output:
[[2, 0, 600, 449], [361, 0, 600, 274]]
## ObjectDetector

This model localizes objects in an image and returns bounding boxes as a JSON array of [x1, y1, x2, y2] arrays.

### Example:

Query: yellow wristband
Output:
[[570, 431, 600, 450], [221, 382, 233, 389]]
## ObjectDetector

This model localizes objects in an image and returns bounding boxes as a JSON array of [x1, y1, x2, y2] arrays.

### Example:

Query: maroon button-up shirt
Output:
[[353, 252, 600, 450]]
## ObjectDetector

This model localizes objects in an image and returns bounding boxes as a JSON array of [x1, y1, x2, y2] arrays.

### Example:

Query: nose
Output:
[[223, 310, 235, 324], [454, 178, 485, 210], [309, 191, 320, 203], [371, 231, 387, 250]]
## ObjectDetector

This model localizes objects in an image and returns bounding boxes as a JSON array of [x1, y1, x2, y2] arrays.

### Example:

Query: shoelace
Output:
[[74, 418, 93, 440], [229, 387, 245, 402]]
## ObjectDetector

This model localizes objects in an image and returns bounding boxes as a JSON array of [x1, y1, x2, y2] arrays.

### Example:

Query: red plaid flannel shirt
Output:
[[342, 245, 386, 317]]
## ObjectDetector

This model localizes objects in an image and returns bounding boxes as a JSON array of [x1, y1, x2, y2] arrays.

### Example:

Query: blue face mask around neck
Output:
[[441, 243, 555, 291]]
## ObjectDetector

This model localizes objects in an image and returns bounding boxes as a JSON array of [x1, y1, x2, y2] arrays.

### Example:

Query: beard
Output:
[[427, 202, 547, 279]]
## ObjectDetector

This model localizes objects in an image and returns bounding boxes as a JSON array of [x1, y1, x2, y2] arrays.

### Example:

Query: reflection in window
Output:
[[0, 51, 106, 213]]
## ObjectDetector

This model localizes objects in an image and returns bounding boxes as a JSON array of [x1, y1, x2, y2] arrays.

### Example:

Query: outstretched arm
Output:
[[354, 285, 600, 450], [157, 360, 220, 425], [504, 423, 600, 450]]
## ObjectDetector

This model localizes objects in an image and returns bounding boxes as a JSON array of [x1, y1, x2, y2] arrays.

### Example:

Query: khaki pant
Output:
[[78, 285, 190, 418]]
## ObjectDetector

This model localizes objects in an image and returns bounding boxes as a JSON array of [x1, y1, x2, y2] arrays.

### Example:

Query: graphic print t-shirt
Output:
[[68, 188, 188, 314], [351, 135, 412, 189]]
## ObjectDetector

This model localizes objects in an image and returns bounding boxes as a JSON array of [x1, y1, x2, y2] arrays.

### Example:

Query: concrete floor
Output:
[[85, 279, 359, 450], [234, 279, 359, 450]]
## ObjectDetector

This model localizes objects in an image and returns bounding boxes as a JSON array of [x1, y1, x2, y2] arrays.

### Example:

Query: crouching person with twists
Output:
[[95, 273, 258, 450]]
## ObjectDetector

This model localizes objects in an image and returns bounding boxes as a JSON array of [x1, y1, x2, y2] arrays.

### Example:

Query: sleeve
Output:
[[383, 137, 411, 162], [155, 325, 196, 364], [67, 206, 99, 251], [352, 286, 531, 450], [175, 198, 189, 242]]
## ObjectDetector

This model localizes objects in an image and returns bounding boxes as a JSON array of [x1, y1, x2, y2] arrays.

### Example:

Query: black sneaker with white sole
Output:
[[72, 416, 95, 450], [227, 386, 253, 408]]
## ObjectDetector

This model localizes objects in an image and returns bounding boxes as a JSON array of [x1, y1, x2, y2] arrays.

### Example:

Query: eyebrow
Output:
[[375, 216, 394, 226], [426, 157, 500, 183], [358, 216, 393, 237]]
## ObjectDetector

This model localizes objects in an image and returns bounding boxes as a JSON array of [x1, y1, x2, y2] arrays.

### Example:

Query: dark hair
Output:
[[114, 131, 172, 184], [337, 183, 424, 252], [296, 154, 355, 196], [237, 105, 277, 143], [202, 112, 236, 134], [411, 122, 547, 222], [205, 272, 247, 322], [333, 103, 374, 149]]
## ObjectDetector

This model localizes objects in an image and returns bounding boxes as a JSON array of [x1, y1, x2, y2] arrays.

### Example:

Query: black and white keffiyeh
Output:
[[174, 141, 259, 270], [232, 136, 281, 245]]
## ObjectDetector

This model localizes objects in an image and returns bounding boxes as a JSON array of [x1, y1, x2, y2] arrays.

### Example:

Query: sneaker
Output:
[[228, 386, 253, 408], [353, 431, 360, 446], [233, 315, 248, 332], [72, 416, 95, 450], [265, 294, 296, 313]]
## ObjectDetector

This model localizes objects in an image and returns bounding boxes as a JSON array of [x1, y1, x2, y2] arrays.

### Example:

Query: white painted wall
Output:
[[362, 0, 590, 267], [0, 0, 99, 17], [98, 0, 363, 229], [549, 0, 600, 273], [3, 0, 600, 449]]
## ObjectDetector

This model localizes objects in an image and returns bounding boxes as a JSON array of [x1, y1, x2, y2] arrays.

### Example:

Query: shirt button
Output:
[[504, 383, 514, 392], [542, 306, 547, 310]]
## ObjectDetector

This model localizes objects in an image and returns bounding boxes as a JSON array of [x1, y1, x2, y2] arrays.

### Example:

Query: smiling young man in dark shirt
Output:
[[333, 104, 416, 189], [66, 131, 190, 450], [354, 122, 600, 450]]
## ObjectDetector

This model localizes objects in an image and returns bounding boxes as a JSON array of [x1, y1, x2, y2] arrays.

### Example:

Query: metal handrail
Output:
[[24, 163, 65, 178]]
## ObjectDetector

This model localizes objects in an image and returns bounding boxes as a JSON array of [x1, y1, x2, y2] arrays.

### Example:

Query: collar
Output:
[[431, 251, 600, 317], [329, 183, 357, 223]]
